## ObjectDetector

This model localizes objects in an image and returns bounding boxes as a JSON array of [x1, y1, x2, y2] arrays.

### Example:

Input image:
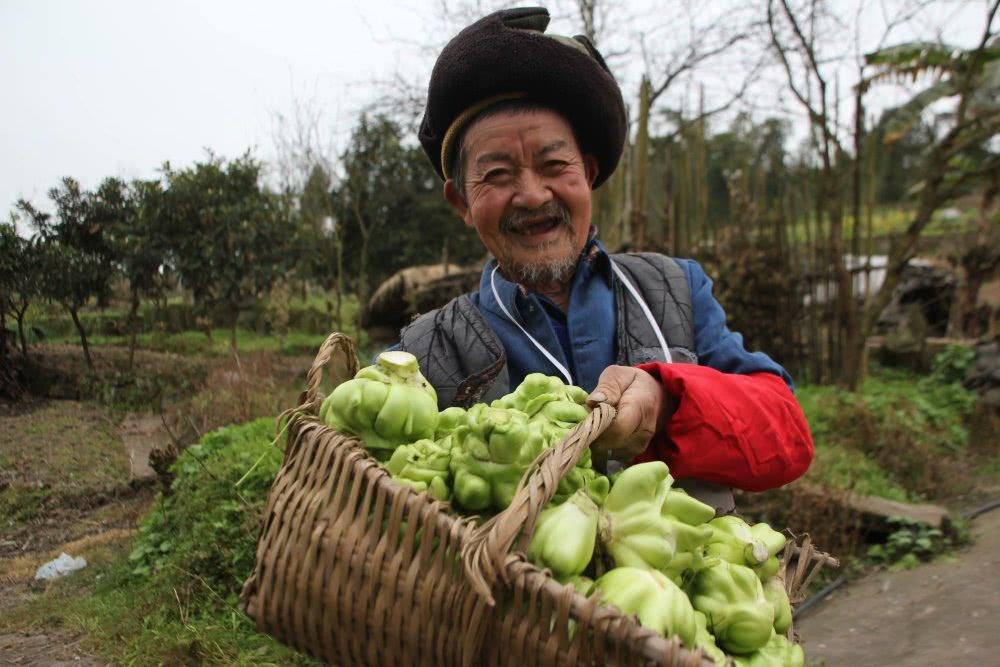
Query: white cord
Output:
[[489, 259, 672, 386], [610, 260, 672, 363], [490, 265, 573, 385]]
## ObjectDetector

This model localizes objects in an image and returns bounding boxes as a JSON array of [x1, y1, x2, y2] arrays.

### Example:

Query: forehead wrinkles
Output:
[[465, 112, 577, 168]]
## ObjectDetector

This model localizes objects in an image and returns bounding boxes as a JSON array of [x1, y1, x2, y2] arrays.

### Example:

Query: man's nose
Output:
[[512, 169, 552, 210]]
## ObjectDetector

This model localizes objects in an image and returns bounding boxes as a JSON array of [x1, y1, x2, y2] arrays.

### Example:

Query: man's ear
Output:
[[583, 154, 599, 188], [444, 179, 474, 228]]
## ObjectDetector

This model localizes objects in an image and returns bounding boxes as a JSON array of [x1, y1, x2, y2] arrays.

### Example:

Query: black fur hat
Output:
[[418, 6, 626, 188]]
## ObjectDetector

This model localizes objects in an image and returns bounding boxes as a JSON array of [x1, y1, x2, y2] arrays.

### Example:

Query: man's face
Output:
[[444, 108, 598, 287]]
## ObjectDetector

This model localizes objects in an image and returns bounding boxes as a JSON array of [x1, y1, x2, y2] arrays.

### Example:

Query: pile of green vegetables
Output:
[[321, 351, 802, 667]]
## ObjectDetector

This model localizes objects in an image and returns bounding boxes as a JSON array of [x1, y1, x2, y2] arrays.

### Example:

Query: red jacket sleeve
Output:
[[631, 362, 813, 492]]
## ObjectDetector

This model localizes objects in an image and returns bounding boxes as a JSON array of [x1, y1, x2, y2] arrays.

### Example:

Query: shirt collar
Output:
[[477, 226, 612, 318]]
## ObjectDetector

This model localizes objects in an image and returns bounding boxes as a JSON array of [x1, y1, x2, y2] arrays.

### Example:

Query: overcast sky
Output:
[[1, 0, 990, 230], [1, 0, 434, 222]]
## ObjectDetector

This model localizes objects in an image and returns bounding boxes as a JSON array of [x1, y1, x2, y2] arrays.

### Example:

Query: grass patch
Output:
[[47, 328, 331, 357], [0, 401, 130, 531], [786, 204, 978, 245], [1, 418, 316, 665], [797, 347, 978, 501], [977, 454, 1000, 478], [0, 486, 52, 524], [808, 444, 911, 502]]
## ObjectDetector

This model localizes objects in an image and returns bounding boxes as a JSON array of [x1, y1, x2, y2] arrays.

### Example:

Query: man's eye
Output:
[[544, 160, 568, 171], [484, 169, 511, 181]]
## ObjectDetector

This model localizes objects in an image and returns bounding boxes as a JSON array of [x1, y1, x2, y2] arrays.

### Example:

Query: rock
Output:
[[877, 260, 956, 338], [964, 338, 1000, 404], [875, 304, 930, 372], [965, 338, 1000, 448], [795, 483, 952, 532], [119, 413, 169, 482]]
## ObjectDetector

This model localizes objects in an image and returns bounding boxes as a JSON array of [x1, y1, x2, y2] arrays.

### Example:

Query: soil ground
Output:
[[797, 508, 1000, 667], [0, 632, 102, 666]]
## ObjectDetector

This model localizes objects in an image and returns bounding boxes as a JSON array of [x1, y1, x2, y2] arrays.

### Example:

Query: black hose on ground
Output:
[[961, 499, 1000, 521], [792, 574, 849, 620]]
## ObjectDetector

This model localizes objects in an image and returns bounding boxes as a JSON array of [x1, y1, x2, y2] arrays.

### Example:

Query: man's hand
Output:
[[586, 365, 677, 470]]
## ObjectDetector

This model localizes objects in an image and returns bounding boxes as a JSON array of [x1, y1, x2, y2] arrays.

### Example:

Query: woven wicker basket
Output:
[[241, 334, 837, 667]]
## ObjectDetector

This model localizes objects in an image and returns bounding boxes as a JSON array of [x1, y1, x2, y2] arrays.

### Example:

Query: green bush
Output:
[[798, 347, 978, 500], [129, 418, 282, 598], [80, 367, 201, 413]]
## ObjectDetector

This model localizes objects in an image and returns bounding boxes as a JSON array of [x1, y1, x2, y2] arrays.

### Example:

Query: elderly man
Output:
[[399, 7, 812, 510]]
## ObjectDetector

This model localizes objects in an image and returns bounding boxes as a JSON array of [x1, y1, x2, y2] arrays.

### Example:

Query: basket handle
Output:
[[460, 402, 617, 605], [300, 332, 360, 415]]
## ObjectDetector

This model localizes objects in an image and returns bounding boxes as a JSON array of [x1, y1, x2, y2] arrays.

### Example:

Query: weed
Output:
[[0, 485, 51, 525], [0, 532, 315, 666], [866, 517, 966, 570], [157, 352, 300, 471]]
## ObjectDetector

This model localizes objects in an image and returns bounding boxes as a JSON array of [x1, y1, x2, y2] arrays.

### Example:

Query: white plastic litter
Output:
[[34, 552, 88, 580]]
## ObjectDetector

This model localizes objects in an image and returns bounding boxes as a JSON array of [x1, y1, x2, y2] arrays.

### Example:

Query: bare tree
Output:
[[270, 91, 339, 195], [766, 0, 862, 386], [268, 88, 346, 323], [628, 1, 762, 249], [860, 0, 1000, 347]]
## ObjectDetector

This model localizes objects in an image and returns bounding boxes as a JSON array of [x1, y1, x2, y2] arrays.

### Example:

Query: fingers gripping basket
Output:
[[241, 334, 834, 667]]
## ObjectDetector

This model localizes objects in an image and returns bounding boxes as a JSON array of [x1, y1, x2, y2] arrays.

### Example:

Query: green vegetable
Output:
[[593, 567, 698, 647], [563, 574, 595, 597], [319, 351, 438, 452], [554, 466, 610, 507], [761, 577, 792, 636], [528, 488, 600, 579], [659, 549, 719, 588], [732, 632, 804, 667], [386, 437, 452, 501], [491, 372, 588, 413], [449, 405, 545, 510], [449, 374, 596, 512], [691, 561, 774, 655], [754, 555, 780, 580], [662, 488, 717, 526], [500, 374, 589, 449], [435, 406, 467, 439], [598, 462, 713, 572], [750, 522, 787, 560], [706, 516, 786, 572], [693, 610, 727, 666]]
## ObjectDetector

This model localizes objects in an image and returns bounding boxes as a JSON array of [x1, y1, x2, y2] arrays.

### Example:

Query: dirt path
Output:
[[0, 633, 104, 666], [797, 507, 1000, 666]]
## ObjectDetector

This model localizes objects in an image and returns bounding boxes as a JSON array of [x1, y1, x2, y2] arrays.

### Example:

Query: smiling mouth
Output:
[[509, 217, 562, 237]]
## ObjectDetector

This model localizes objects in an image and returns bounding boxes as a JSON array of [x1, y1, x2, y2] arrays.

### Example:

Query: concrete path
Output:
[[797, 508, 1000, 666]]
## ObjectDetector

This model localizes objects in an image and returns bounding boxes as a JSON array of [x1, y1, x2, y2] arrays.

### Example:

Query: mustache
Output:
[[499, 200, 572, 234]]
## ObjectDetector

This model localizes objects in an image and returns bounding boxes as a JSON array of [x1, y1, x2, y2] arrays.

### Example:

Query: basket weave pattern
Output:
[[241, 334, 833, 666]]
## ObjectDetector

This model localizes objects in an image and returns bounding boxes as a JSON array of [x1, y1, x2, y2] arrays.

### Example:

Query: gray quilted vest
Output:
[[399, 252, 735, 513]]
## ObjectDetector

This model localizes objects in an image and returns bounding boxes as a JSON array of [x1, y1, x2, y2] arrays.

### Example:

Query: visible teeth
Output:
[[517, 219, 556, 235]]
